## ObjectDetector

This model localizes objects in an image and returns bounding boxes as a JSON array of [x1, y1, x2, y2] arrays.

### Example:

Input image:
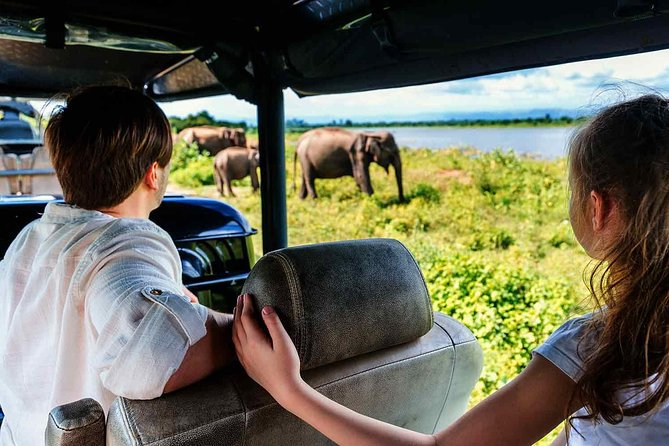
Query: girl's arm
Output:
[[232, 294, 578, 446]]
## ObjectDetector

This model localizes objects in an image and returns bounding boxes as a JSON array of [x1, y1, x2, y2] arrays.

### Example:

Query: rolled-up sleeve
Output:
[[84, 223, 208, 399]]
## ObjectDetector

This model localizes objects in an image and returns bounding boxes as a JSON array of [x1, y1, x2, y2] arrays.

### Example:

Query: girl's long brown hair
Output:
[[568, 94, 669, 424]]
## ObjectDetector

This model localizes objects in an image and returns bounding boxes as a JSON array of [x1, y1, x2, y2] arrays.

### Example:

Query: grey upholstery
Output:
[[45, 398, 105, 446], [48, 239, 483, 445], [241, 238, 434, 369]]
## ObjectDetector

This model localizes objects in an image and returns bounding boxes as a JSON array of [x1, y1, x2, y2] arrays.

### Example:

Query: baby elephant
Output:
[[213, 147, 260, 197]]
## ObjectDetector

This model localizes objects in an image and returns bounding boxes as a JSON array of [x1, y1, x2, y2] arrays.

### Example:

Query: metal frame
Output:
[[0, 169, 55, 177], [255, 58, 288, 254]]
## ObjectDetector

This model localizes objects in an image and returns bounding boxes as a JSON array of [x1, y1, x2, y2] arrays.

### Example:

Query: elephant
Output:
[[293, 127, 404, 201], [213, 146, 259, 197], [175, 126, 246, 155], [246, 138, 258, 151]]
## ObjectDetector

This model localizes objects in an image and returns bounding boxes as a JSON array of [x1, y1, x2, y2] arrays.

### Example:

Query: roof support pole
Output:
[[256, 72, 287, 253]]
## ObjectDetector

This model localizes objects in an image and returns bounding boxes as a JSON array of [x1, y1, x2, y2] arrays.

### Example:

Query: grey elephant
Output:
[[176, 126, 246, 155], [213, 146, 260, 197], [293, 127, 404, 201]]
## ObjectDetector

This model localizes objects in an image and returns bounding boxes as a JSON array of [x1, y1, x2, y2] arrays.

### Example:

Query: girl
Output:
[[232, 94, 669, 445]]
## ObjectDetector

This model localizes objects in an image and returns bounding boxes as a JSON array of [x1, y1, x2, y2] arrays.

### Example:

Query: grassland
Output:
[[168, 134, 592, 444]]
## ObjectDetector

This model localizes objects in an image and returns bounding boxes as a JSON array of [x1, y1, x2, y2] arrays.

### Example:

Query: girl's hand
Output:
[[232, 293, 304, 404]]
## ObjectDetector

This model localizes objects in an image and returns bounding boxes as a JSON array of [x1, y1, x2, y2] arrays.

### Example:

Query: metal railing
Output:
[[0, 169, 55, 177]]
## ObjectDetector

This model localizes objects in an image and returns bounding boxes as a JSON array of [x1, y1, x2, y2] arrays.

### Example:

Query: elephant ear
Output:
[[350, 133, 367, 155], [365, 135, 383, 159]]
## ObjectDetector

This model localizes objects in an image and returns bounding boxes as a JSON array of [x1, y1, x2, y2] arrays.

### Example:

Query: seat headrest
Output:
[[241, 238, 433, 370]]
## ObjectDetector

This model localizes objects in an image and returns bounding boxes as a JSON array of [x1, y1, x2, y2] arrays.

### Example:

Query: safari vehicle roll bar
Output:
[[254, 58, 288, 253]]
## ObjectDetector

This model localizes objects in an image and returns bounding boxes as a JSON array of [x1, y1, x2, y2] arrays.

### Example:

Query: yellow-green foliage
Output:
[[424, 253, 579, 403], [169, 138, 591, 444], [170, 141, 215, 189]]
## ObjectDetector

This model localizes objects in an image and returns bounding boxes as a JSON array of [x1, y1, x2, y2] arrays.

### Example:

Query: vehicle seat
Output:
[[46, 239, 483, 446], [0, 148, 19, 194], [28, 146, 62, 195]]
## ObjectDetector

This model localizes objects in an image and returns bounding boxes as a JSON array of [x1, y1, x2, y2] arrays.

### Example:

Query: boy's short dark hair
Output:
[[45, 86, 172, 209]]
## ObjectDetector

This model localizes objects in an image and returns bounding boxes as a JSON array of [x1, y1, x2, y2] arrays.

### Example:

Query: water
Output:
[[361, 126, 578, 159]]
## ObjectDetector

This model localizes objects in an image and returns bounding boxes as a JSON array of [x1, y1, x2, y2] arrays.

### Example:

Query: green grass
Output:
[[169, 138, 592, 444]]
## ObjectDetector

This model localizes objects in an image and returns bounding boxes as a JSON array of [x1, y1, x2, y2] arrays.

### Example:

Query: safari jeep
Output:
[[0, 0, 666, 444]]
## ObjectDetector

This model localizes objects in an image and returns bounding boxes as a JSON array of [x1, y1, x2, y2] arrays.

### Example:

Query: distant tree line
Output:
[[286, 114, 586, 131], [169, 112, 586, 135], [169, 111, 247, 133]]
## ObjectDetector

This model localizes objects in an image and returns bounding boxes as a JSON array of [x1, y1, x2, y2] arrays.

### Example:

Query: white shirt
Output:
[[535, 314, 669, 445], [0, 202, 208, 446]]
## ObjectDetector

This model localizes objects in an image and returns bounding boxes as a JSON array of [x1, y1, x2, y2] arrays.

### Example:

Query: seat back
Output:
[[0, 148, 18, 194], [48, 239, 483, 446], [29, 146, 62, 195]]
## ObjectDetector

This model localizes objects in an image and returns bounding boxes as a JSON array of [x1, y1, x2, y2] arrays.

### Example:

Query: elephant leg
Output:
[[299, 161, 318, 199], [352, 160, 374, 196], [250, 167, 260, 192], [299, 174, 308, 199], [360, 163, 374, 196], [224, 175, 236, 198], [214, 166, 223, 196], [305, 167, 318, 199]]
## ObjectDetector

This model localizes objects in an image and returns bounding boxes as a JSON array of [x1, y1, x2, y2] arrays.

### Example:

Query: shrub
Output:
[[408, 182, 441, 203], [548, 220, 576, 248], [422, 252, 579, 400], [170, 141, 215, 188]]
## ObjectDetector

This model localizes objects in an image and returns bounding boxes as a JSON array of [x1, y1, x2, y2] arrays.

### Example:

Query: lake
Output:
[[361, 126, 578, 159]]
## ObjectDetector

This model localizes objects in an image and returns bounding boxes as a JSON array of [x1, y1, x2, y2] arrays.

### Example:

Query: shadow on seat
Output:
[[46, 239, 483, 445]]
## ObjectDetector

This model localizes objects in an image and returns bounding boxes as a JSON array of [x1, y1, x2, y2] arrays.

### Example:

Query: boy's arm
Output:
[[163, 309, 233, 393], [87, 227, 233, 399]]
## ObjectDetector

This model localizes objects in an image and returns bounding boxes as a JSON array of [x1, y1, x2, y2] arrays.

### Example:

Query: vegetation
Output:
[[286, 114, 586, 131], [168, 138, 592, 444], [169, 111, 247, 133], [168, 112, 585, 137]]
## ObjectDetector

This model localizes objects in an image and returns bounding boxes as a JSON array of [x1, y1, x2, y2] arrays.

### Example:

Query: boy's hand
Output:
[[232, 293, 304, 404], [182, 286, 199, 303]]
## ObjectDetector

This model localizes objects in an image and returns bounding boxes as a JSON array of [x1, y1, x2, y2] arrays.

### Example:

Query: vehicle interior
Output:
[[1, 0, 667, 444]]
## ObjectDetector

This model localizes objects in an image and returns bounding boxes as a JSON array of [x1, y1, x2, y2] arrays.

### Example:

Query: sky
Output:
[[31, 48, 669, 124]]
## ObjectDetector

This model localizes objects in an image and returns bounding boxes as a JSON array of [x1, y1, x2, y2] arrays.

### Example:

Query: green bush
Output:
[[170, 141, 215, 188], [548, 220, 576, 248], [423, 252, 579, 401], [408, 182, 441, 203]]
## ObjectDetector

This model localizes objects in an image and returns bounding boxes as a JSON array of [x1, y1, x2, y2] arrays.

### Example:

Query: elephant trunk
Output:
[[393, 154, 404, 202]]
